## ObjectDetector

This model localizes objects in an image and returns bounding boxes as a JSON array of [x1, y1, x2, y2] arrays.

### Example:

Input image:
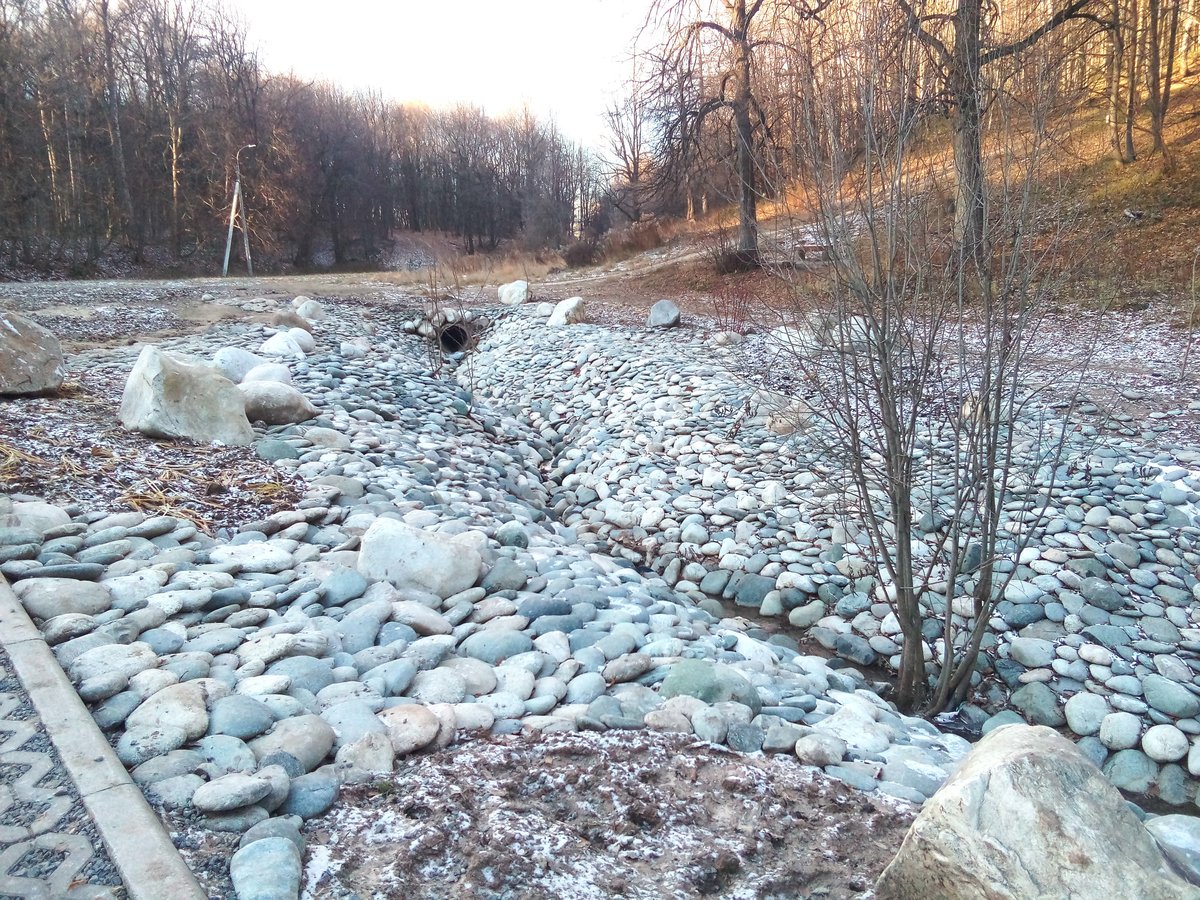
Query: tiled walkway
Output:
[[0, 646, 125, 900]]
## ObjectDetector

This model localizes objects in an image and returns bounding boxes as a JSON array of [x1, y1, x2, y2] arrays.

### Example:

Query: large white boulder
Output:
[[876, 724, 1192, 899], [242, 363, 293, 385], [211, 347, 266, 384], [119, 346, 253, 446], [239, 381, 317, 425], [260, 332, 305, 358], [547, 296, 586, 327], [0, 312, 64, 395], [286, 327, 316, 353], [358, 519, 483, 599], [294, 299, 326, 321], [498, 280, 531, 306]]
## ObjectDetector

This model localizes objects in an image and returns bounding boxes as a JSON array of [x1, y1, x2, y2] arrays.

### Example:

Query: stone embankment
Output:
[[2, 290, 1200, 895]]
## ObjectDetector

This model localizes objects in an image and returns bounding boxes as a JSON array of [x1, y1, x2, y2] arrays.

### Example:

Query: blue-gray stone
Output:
[[834, 592, 871, 618], [254, 440, 300, 462], [1009, 682, 1065, 726], [733, 574, 775, 609], [268, 657, 334, 695], [482, 558, 528, 593], [458, 630, 533, 665], [495, 522, 529, 549], [1143, 675, 1200, 718], [660, 659, 761, 715], [1083, 624, 1132, 648], [1102, 748, 1158, 793], [230, 836, 302, 900], [517, 596, 571, 620], [209, 696, 276, 740], [696, 569, 729, 596], [322, 567, 368, 605], [726, 723, 765, 753], [834, 634, 877, 667], [278, 769, 338, 819], [1080, 577, 1124, 612]]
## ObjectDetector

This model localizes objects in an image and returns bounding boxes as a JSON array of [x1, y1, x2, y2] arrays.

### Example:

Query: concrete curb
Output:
[[0, 576, 208, 900]]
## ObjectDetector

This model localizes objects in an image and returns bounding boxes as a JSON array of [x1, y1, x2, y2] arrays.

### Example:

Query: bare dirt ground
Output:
[[169, 731, 914, 900]]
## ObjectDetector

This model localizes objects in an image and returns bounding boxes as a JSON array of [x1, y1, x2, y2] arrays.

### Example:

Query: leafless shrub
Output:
[[769, 2, 1105, 716], [562, 240, 601, 268]]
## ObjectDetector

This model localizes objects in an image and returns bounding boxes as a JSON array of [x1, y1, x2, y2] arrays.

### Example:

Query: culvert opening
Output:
[[439, 323, 471, 353]]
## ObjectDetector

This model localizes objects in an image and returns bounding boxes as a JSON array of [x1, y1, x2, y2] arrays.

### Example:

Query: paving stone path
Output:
[[0, 645, 125, 900]]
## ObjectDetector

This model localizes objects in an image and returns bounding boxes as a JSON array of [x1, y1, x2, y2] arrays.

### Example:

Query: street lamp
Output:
[[222, 143, 257, 277]]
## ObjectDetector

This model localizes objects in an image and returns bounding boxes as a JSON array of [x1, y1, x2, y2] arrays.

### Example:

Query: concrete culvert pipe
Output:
[[438, 323, 471, 353]]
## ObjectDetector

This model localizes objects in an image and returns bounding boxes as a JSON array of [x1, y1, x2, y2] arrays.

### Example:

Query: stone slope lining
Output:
[[3, 296, 1200, 895]]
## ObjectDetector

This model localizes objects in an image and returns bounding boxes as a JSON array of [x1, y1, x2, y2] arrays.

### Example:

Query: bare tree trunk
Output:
[[1143, 0, 1183, 154], [1110, 0, 1128, 157], [1125, 0, 1141, 161], [37, 95, 61, 231], [952, 0, 986, 262], [97, 0, 137, 251], [731, 0, 758, 259], [170, 123, 182, 257]]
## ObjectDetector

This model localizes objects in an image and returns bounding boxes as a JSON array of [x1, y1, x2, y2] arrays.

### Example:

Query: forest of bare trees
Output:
[[0, 0, 603, 274], [2, 0, 1198, 277], [605, 0, 1200, 258]]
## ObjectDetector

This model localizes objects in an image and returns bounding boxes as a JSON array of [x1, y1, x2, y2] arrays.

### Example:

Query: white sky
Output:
[[226, 0, 653, 148]]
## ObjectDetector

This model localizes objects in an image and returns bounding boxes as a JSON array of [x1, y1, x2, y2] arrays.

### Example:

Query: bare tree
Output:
[[605, 78, 651, 223], [644, 1, 831, 261], [1146, 0, 1183, 154], [776, 2, 1100, 715], [898, 0, 1105, 260]]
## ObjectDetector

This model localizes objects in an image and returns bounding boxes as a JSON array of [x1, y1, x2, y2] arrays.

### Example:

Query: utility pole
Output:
[[222, 143, 256, 277]]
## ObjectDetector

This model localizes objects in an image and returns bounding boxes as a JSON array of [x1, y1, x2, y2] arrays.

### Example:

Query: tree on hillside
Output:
[[779, 3, 1100, 715], [605, 79, 651, 224], [897, 0, 1106, 261], [644, 1, 832, 262]]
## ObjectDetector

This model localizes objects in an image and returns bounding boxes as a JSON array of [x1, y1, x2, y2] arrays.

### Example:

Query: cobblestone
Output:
[[0, 645, 125, 899]]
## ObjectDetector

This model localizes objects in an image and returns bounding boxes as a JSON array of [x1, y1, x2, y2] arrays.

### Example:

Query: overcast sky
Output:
[[225, 0, 652, 147]]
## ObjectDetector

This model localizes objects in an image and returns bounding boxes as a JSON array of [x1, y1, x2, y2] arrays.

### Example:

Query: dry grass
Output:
[[351, 249, 563, 292]]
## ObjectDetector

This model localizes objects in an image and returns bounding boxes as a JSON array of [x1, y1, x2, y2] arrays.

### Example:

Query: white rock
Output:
[[119, 346, 253, 446], [390, 601, 453, 636], [259, 332, 305, 358], [8, 501, 70, 533], [876, 725, 1191, 898], [1099, 711, 1143, 750], [358, 519, 483, 599], [647, 299, 680, 328], [0, 312, 64, 395], [546, 296, 586, 326], [295, 299, 326, 321], [498, 280, 531, 305], [15, 578, 111, 620], [1143, 723, 1190, 762], [69, 642, 158, 683], [241, 363, 292, 385], [209, 543, 295, 573], [211, 347, 265, 384], [126, 681, 214, 741], [286, 327, 315, 353], [377, 704, 440, 755]]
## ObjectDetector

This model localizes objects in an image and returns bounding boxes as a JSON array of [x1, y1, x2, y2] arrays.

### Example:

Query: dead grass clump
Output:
[[603, 221, 667, 262]]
